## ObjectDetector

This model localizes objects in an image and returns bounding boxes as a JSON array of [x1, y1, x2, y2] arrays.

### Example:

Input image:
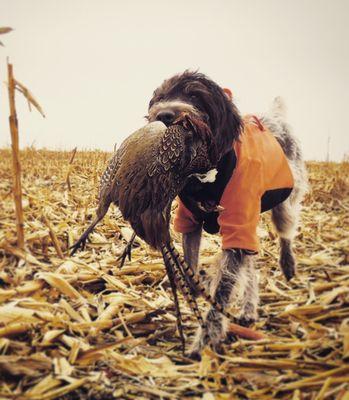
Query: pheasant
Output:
[[70, 114, 230, 348], [70, 114, 263, 351], [70, 114, 217, 253]]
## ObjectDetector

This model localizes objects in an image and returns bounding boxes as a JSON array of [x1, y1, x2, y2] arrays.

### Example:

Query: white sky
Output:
[[1, 0, 348, 161]]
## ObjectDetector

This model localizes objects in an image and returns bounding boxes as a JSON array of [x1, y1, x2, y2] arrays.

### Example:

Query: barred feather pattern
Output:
[[99, 152, 120, 197], [161, 246, 204, 327], [148, 125, 184, 175]]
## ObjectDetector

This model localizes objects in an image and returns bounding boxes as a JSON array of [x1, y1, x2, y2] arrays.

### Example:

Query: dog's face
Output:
[[147, 71, 242, 157]]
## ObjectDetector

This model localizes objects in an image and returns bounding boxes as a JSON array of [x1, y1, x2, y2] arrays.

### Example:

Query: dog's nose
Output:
[[156, 110, 175, 125]]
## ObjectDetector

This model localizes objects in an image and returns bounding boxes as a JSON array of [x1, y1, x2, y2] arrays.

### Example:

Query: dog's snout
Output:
[[156, 110, 175, 125]]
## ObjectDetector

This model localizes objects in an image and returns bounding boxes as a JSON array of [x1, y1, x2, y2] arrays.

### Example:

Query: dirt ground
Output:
[[0, 149, 348, 399]]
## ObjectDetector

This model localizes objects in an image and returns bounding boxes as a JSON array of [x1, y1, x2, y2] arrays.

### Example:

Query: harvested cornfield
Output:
[[0, 148, 348, 399]]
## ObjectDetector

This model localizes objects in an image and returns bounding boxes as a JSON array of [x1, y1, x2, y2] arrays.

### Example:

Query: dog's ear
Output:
[[223, 88, 233, 101]]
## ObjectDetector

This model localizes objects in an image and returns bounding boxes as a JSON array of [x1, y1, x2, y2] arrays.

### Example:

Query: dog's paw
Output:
[[236, 316, 257, 327], [188, 309, 228, 357], [237, 300, 259, 327], [187, 337, 224, 360], [186, 348, 202, 361], [280, 251, 296, 281]]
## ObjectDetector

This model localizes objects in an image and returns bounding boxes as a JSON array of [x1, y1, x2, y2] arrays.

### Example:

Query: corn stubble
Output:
[[0, 149, 348, 399]]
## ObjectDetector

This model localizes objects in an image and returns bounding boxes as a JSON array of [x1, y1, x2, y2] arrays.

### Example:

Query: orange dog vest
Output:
[[173, 116, 294, 252]]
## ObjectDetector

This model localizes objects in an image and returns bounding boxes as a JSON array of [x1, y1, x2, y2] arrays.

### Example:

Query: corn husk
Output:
[[0, 149, 348, 399]]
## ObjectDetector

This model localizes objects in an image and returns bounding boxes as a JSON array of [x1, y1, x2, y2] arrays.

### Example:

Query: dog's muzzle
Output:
[[148, 100, 203, 126], [156, 110, 176, 125]]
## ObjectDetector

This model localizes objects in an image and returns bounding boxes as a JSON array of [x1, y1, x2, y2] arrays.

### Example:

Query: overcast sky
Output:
[[1, 0, 348, 161]]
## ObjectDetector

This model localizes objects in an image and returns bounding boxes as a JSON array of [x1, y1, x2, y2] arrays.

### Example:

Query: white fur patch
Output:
[[148, 100, 200, 120], [192, 168, 218, 183]]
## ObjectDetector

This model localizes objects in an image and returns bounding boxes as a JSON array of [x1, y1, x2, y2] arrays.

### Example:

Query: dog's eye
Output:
[[190, 94, 198, 100]]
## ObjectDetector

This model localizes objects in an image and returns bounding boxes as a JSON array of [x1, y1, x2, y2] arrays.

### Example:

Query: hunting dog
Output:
[[147, 71, 307, 357]]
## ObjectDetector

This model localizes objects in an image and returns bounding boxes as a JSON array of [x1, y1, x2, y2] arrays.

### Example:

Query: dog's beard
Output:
[[147, 100, 205, 125]]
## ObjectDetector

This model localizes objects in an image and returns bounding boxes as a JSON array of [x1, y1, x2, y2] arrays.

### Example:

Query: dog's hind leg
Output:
[[271, 193, 301, 281], [261, 97, 308, 281]]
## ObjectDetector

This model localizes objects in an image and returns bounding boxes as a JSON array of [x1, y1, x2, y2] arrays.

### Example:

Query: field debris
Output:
[[0, 26, 13, 47], [0, 149, 348, 399]]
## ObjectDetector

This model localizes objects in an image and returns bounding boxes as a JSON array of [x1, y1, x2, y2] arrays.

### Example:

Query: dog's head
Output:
[[147, 70, 242, 157]]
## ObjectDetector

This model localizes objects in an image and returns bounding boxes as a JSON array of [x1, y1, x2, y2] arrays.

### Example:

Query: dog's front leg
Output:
[[182, 226, 203, 297], [189, 249, 253, 358], [182, 225, 202, 273]]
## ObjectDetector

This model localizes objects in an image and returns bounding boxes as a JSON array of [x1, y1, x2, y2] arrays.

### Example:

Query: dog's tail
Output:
[[269, 96, 287, 120]]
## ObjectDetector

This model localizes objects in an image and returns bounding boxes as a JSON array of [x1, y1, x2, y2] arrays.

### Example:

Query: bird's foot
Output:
[[117, 240, 133, 268], [70, 234, 89, 256]]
